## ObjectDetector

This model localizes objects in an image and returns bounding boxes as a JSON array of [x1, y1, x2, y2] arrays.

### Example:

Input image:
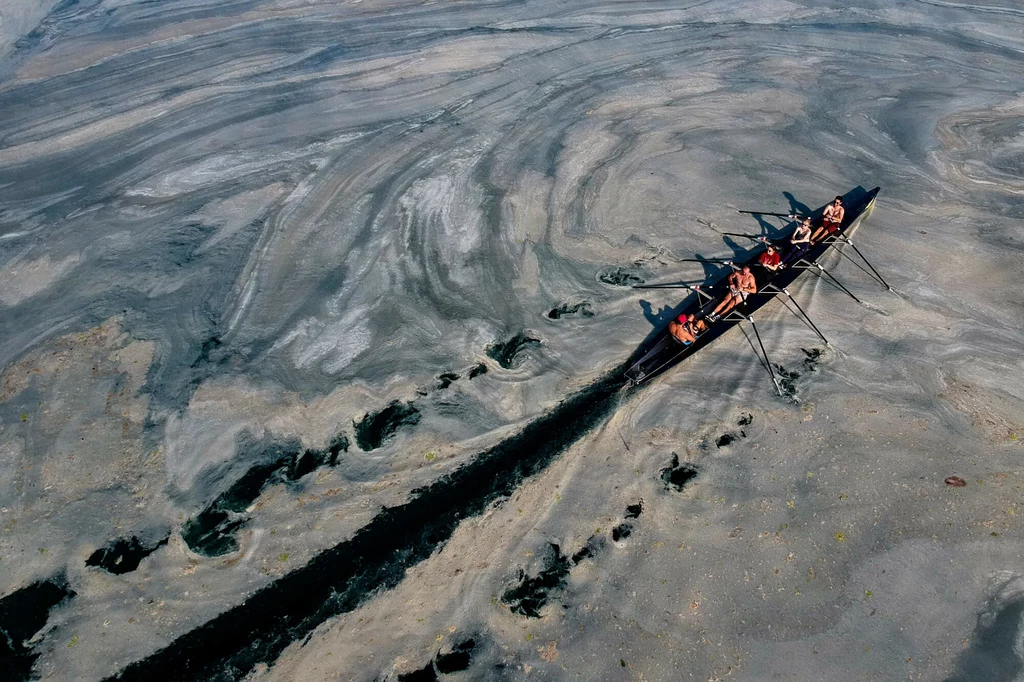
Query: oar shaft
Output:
[[631, 284, 693, 290], [815, 264, 863, 304], [847, 241, 893, 290], [631, 283, 716, 290], [783, 290, 830, 346], [722, 232, 767, 240], [738, 210, 805, 218]]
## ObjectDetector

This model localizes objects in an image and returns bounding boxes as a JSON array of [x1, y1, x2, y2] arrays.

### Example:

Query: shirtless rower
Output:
[[668, 313, 699, 345], [783, 217, 813, 264], [758, 243, 783, 273], [705, 266, 757, 322], [811, 196, 844, 243]]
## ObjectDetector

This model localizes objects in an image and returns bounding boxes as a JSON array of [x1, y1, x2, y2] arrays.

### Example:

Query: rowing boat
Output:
[[623, 186, 881, 387]]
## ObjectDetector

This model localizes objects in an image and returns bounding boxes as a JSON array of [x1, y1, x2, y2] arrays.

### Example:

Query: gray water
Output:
[[1, 1, 1023, 680]]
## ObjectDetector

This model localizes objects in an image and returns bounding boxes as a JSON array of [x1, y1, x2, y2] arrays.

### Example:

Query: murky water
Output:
[[1, 1, 1023, 680]]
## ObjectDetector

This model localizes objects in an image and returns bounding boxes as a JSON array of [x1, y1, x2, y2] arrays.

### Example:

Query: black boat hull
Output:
[[623, 186, 881, 386]]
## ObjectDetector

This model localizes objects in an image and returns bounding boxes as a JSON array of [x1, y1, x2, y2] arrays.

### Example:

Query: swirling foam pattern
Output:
[[1, 1, 1023, 680]]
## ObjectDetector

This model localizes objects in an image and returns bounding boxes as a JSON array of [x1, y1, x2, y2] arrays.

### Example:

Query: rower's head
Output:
[[741, 266, 751, 275], [677, 313, 692, 323], [801, 217, 812, 227], [833, 196, 843, 205], [766, 244, 776, 253]]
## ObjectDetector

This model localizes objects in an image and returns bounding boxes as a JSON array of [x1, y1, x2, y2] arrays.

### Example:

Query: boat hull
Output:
[[623, 186, 881, 387]]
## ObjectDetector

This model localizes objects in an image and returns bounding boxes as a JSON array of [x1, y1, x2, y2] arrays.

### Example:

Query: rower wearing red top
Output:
[[705, 266, 756, 322], [668, 313, 699, 345], [811, 196, 844, 243], [758, 243, 783, 272]]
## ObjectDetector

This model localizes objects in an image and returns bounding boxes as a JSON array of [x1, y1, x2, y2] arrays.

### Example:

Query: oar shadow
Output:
[[783, 187, 872, 225], [729, 215, 791, 243], [719, 236, 749, 259], [752, 214, 776, 235], [694, 251, 735, 280]]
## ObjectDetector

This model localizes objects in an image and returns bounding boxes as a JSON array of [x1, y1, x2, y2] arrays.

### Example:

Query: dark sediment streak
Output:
[[181, 431, 349, 557], [434, 638, 475, 673], [86, 535, 170, 575], [486, 333, 541, 369], [715, 433, 737, 447], [396, 663, 438, 682], [396, 638, 475, 681], [108, 366, 627, 681], [0, 574, 76, 682], [353, 400, 421, 451], [611, 522, 633, 542], [547, 301, 593, 319], [946, 595, 1024, 682], [570, 534, 605, 564], [598, 267, 644, 287], [436, 372, 460, 390], [502, 543, 573, 618], [661, 453, 698, 492], [503, 499, 644, 618]]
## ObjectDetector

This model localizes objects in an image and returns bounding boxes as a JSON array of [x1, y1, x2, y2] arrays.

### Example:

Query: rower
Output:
[[811, 196, 844, 243], [668, 313, 699, 345], [705, 266, 757, 322], [784, 217, 813, 264], [758, 243, 783, 273]]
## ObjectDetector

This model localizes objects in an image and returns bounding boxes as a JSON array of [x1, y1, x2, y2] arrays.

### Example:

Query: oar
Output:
[[738, 210, 806, 219], [721, 232, 770, 241], [631, 282, 717, 290], [676, 257, 734, 265]]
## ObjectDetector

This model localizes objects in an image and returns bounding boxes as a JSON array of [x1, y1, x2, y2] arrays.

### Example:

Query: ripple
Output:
[[935, 97, 1024, 197]]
